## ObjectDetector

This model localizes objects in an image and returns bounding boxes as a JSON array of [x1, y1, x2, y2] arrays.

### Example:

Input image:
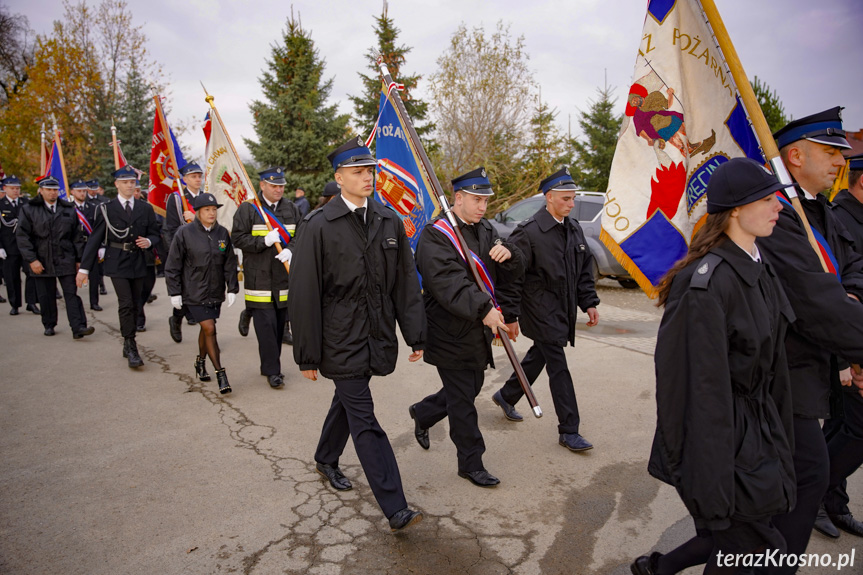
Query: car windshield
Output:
[[504, 199, 542, 222], [577, 201, 602, 222]]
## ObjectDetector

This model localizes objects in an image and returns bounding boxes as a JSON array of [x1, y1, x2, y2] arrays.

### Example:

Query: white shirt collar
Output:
[[342, 195, 368, 215], [120, 197, 134, 209], [800, 187, 818, 201], [733, 240, 761, 262]]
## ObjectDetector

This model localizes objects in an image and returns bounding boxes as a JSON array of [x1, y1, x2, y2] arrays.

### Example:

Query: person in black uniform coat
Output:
[[289, 137, 426, 533], [815, 152, 863, 539], [166, 193, 239, 394], [492, 167, 600, 452], [164, 162, 205, 342], [0, 175, 39, 314], [86, 179, 109, 299], [632, 158, 797, 575], [231, 167, 301, 388], [77, 166, 161, 368], [16, 176, 93, 339], [67, 179, 105, 312], [408, 167, 523, 487], [134, 184, 158, 331]]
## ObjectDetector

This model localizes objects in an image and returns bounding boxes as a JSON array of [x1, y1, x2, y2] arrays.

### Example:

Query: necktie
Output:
[[355, 206, 366, 226], [125, 201, 132, 217], [50, 204, 55, 214]]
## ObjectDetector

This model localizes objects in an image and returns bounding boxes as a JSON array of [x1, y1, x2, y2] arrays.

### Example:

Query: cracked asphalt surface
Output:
[[1, 279, 860, 574]]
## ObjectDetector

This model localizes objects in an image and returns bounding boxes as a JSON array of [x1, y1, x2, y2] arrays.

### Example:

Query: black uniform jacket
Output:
[[831, 190, 863, 251], [231, 199, 302, 309], [289, 196, 426, 380], [0, 196, 26, 256], [165, 219, 238, 306], [416, 215, 523, 370], [758, 193, 863, 419], [496, 206, 600, 347], [81, 198, 161, 279], [16, 195, 85, 277], [648, 239, 797, 531], [162, 188, 198, 249]]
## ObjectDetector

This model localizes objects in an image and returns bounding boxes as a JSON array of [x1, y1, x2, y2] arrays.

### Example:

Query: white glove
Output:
[[275, 249, 292, 264], [171, 295, 183, 309], [227, 293, 236, 307], [0, 249, 6, 259], [263, 229, 281, 247], [234, 248, 243, 267], [98, 247, 106, 260]]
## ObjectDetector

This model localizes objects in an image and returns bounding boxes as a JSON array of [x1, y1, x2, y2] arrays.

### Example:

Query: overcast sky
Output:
[[12, 0, 863, 164]]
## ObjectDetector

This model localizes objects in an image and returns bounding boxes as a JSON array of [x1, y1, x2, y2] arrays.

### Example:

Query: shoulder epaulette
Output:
[[303, 207, 322, 222], [689, 253, 724, 290]]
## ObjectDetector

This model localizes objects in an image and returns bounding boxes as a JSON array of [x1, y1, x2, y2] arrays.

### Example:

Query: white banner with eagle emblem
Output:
[[203, 112, 253, 229]]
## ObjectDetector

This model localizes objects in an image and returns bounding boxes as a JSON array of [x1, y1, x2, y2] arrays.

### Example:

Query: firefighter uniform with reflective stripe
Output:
[[231, 198, 301, 377]]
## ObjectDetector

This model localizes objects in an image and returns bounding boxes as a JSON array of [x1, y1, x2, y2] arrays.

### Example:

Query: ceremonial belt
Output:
[[776, 191, 840, 281], [244, 288, 288, 303], [76, 208, 93, 235], [251, 202, 293, 246], [109, 241, 139, 252]]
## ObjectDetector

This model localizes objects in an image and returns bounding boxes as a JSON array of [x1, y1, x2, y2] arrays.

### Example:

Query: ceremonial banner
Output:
[[602, 0, 764, 297], [44, 138, 68, 199], [147, 110, 187, 216], [372, 85, 440, 252], [203, 109, 253, 229]]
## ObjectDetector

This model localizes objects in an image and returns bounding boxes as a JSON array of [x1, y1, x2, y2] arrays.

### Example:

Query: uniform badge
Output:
[[697, 262, 709, 275], [356, 136, 364, 147], [218, 240, 226, 252], [565, 166, 570, 175], [481, 168, 487, 178]]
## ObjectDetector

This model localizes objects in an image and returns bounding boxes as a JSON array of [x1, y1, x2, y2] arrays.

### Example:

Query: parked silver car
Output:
[[489, 192, 637, 288]]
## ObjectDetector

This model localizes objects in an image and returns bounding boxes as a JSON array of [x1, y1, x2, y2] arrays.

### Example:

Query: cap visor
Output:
[[806, 135, 851, 149]]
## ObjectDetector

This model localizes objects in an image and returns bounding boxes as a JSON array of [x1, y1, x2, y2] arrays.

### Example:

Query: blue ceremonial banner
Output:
[[45, 139, 67, 199], [372, 86, 440, 252], [602, 0, 765, 297]]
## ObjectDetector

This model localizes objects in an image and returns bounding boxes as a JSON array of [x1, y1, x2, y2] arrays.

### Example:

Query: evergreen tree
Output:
[[751, 75, 790, 133], [569, 85, 622, 194], [349, 3, 433, 147], [244, 10, 350, 205]]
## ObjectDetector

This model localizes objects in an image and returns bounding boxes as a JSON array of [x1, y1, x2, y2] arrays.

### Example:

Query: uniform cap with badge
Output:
[[112, 165, 137, 181], [322, 181, 340, 197], [847, 153, 863, 172], [327, 137, 376, 171], [539, 166, 578, 194], [87, 179, 100, 189], [36, 176, 60, 190], [3, 175, 21, 187], [179, 162, 204, 176], [774, 106, 850, 150], [193, 193, 223, 210], [258, 166, 287, 185], [705, 157, 792, 214], [451, 167, 494, 196], [71, 180, 89, 190]]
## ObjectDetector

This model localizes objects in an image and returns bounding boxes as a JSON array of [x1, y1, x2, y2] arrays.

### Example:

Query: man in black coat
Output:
[[16, 176, 93, 338], [164, 162, 204, 341], [68, 179, 105, 312], [408, 167, 523, 487], [231, 167, 302, 388], [492, 167, 600, 452], [289, 137, 425, 532], [77, 165, 162, 368], [84, 179, 108, 304], [755, 108, 863, 571], [0, 175, 39, 315]]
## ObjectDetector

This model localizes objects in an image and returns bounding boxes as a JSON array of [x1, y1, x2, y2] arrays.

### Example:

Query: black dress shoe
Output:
[[27, 304, 41, 315], [137, 325, 146, 332], [216, 368, 231, 394], [814, 506, 840, 538], [195, 356, 212, 382], [124, 338, 144, 368], [99, 286, 107, 295], [560, 433, 593, 452], [9, 308, 19, 315], [43, 327, 55, 336], [389, 507, 423, 532], [268, 374, 284, 388], [630, 552, 662, 575], [72, 326, 95, 340], [315, 462, 352, 491], [238, 309, 251, 337], [146, 294, 157, 304], [492, 390, 523, 422], [282, 328, 293, 345], [90, 304, 103, 311], [0, 294, 5, 303], [168, 316, 182, 343], [829, 512, 863, 537], [458, 469, 500, 487], [408, 404, 429, 449]]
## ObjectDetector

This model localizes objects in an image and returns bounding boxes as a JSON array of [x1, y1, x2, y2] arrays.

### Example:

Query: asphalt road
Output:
[[0, 278, 859, 574]]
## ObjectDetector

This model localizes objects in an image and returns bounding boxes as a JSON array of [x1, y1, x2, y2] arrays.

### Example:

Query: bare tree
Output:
[[0, 6, 35, 104]]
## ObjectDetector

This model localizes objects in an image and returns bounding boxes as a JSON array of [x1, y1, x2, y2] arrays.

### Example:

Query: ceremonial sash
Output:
[[776, 192, 840, 281], [432, 219, 500, 310], [76, 208, 93, 235], [252, 202, 292, 247]]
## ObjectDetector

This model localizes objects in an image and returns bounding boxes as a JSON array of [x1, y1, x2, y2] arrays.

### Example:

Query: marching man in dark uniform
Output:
[[69, 179, 104, 312], [408, 167, 523, 488], [76, 165, 161, 368], [289, 137, 426, 532], [164, 162, 204, 342], [231, 167, 302, 389], [0, 175, 39, 315], [166, 193, 238, 394], [83, 179, 107, 307], [491, 167, 600, 452], [16, 176, 93, 339]]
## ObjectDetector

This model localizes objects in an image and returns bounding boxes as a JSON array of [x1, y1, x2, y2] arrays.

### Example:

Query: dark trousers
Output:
[[822, 390, 863, 516], [251, 305, 286, 376], [89, 260, 103, 306], [111, 276, 144, 339], [34, 274, 86, 331], [3, 253, 37, 309], [769, 417, 829, 574], [137, 266, 156, 327], [500, 341, 580, 434], [413, 367, 486, 472], [315, 376, 407, 518]]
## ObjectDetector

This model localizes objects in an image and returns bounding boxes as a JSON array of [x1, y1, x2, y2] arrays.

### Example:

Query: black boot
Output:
[[168, 316, 182, 343], [195, 355, 211, 382], [125, 337, 144, 368], [216, 368, 231, 394]]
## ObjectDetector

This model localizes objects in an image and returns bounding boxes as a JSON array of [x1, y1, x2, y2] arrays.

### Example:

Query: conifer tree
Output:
[[245, 10, 350, 204], [568, 85, 622, 194]]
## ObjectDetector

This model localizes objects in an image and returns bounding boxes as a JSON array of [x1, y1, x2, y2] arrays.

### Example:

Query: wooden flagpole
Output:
[[110, 119, 121, 170], [700, 0, 829, 272], [152, 95, 191, 214], [39, 123, 47, 175], [201, 84, 290, 274]]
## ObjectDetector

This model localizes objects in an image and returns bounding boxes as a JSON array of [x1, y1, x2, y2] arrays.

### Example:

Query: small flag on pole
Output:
[[147, 107, 187, 216]]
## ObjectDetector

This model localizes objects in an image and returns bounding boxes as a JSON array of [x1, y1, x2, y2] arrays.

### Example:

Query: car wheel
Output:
[[617, 278, 639, 289]]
